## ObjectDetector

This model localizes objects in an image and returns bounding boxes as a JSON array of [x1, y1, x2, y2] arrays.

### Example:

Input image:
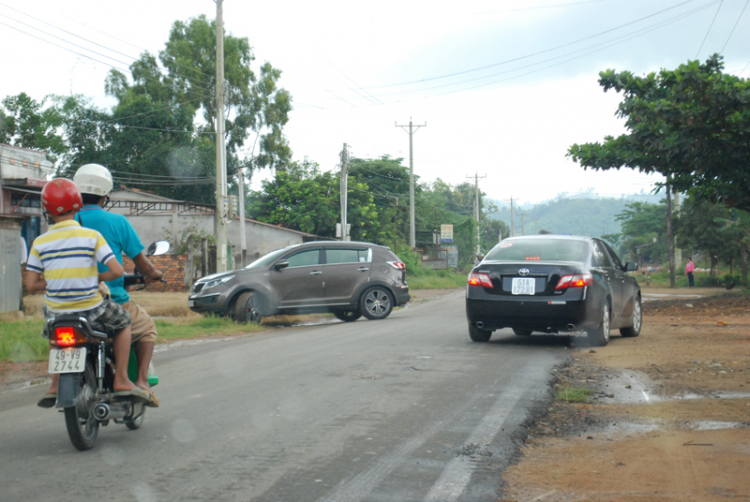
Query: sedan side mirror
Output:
[[624, 262, 638, 272], [274, 261, 289, 270]]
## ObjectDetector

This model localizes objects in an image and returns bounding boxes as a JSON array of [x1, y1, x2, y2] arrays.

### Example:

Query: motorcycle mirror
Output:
[[147, 241, 171, 256]]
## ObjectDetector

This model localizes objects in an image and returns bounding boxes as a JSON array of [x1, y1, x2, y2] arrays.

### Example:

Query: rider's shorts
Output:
[[43, 297, 131, 339], [122, 301, 158, 344]]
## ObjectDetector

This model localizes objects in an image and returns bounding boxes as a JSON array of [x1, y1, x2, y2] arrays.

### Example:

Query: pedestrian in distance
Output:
[[686, 256, 695, 288]]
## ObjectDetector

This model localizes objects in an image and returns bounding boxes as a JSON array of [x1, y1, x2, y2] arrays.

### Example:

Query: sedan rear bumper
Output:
[[465, 296, 599, 332]]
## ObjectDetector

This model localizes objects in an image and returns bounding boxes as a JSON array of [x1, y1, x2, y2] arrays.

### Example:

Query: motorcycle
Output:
[[42, 241, 169, 451]]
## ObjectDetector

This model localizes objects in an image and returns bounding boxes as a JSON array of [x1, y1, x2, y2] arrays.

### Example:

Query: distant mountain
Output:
[[486, 192, 663, 238]]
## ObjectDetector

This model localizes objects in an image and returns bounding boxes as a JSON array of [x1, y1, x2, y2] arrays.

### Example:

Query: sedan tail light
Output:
[[556, 273, 593, 290], [54, 326, 88, 347], [387, 261, 406, 271], [468, 272, 493, 288]]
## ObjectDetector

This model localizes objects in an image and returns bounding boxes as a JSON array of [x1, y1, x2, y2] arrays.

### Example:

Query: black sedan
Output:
[[465, 235, 641, 346]]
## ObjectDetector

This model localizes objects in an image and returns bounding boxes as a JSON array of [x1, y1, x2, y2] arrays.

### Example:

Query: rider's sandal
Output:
[[146, 392, 160, 408], [112, 387, 151, 401]]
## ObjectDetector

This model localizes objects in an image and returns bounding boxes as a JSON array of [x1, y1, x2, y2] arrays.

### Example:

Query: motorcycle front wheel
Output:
[[64, 362, 99, 451]]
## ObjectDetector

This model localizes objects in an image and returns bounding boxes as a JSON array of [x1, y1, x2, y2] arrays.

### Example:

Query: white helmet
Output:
[[74, 163, 113, 197]]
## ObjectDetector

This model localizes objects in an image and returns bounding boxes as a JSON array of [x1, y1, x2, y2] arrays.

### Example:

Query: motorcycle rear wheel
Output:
[[64, 362, 99, 451]]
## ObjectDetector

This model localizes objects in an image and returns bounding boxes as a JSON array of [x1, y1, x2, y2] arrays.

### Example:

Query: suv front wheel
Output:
[[234, 291, 262, 324], [360, 287, 394, 320]]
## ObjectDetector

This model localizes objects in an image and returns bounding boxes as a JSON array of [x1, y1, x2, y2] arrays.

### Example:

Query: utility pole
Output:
[[666, 179, 675, 288], [673, 189, 682, 267], [214, 0, 228, 273], [340, 143, 349, 241], [508, 197, 515, 237], [467, 172, 486, 254], [396, 118, 426, 249], [238, 169, 246, 267], [520, 210, 526, 236]]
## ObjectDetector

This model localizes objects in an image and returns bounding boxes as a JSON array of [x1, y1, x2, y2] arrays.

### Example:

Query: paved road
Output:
[[0, 291, 568, 502]]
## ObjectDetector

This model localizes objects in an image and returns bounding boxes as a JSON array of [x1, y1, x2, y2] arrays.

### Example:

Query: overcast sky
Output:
[[2, 0, 749, 205]]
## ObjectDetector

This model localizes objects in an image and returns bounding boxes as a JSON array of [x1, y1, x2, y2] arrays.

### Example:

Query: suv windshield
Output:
[[486, 239, 589, 262], [245, 246, 293, 269]]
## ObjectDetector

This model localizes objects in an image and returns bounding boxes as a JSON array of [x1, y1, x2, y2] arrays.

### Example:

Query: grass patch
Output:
[[0, 315, 265, 363], [0, 319, 49, 362], [555, 387, 594, 403], [408, 270, 466, 289], [154, 316, 265, 341]]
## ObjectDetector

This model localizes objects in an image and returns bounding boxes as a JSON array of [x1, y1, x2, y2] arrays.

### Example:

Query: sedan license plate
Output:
[[512, 277, 535, 295], [48, 348, 87, 374]]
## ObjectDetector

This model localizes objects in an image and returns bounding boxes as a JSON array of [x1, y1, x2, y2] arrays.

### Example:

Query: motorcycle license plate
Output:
[[48, 348, 87, 374], [512, 278, 535, 295]]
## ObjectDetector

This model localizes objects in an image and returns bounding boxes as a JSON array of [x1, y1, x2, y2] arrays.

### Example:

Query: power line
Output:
[[695, 0, 723, 58], [343, 0, 702, 92], [720, 0, 749, 52], [375, 1, 718, 101]]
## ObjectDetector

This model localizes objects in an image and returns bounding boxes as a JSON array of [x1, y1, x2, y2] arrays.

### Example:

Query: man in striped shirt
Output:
[[25, 178, 150, 406]]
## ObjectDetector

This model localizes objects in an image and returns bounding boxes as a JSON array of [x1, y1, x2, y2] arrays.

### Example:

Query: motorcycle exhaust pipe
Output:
[[93, 403, 129, 421], [567, 323, 576, 331], [476, 321, 485, 329]]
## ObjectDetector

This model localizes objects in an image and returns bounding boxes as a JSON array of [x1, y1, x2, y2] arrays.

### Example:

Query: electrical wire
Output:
[[695, 0, 723, 58], [373, 1, 718, 101], [720, 0, 749, 52], [346, 0, 702, 91]]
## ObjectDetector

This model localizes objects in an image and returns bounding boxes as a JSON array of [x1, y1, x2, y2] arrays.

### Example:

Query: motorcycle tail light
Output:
[[468, 272, 493, 288], [556, 273, 593, 290], [54, 327, 88, 347]]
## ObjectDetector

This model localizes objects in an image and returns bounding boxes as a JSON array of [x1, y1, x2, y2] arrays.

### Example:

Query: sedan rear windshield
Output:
[[485, 239, 589, 262]]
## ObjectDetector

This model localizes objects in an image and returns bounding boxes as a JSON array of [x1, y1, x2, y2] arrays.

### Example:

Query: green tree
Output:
[[615, 201, 668, 264], [248, 160, 378, 240], [677, 199, 741, 279], [349, 155, 413, 244], [0, 93, 65, 161], [568, 55, 750, 212]]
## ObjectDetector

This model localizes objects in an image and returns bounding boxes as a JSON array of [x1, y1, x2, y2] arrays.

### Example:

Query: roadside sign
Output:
[[441, 224, 453, 243]]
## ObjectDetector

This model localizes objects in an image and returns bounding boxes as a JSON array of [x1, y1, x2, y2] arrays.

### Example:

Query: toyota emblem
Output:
[[518, 268, 530, 276]]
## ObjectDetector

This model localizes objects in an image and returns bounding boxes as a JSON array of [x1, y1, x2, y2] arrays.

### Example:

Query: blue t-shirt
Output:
[[76, 205, 144, 305]]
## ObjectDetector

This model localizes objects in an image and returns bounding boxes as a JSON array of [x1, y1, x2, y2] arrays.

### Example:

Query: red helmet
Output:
[[41, 178, 83, 216]]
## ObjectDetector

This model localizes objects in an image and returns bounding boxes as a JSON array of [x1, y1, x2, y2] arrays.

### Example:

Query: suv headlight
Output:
[[202, 275, 235, 291]]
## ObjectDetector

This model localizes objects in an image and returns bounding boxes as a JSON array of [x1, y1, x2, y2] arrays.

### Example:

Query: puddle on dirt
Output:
[[594, 370, 750, 404], [692, 421, 749, 430]]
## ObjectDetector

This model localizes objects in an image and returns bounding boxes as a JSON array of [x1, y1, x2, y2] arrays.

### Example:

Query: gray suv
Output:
[[188, 241, 410, 323]]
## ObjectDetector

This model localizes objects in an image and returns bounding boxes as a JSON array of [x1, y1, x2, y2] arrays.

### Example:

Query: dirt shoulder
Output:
[[503, 291, 750, 501]]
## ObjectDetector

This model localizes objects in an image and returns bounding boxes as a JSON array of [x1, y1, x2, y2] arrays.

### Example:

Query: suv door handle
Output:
[[310, 271, 322, 275], [357, 267, 369, 272]]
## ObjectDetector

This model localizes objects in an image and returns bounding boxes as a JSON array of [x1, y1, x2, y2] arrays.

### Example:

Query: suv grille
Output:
[[191, 283, 205, 295]]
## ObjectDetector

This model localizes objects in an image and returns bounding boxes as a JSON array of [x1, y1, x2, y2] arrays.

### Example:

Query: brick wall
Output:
[[122, 254, 190, 292]]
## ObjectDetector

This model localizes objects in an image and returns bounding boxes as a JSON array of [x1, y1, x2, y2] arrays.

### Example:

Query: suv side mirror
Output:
[[624, 262, 638, 272], [274, 261, 289, 270]]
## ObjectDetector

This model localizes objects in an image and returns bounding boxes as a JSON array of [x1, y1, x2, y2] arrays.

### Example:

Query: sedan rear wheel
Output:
[[620, 296, 642, 337], [586, 301, 611, 347], [469, 324, 492, 342]]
